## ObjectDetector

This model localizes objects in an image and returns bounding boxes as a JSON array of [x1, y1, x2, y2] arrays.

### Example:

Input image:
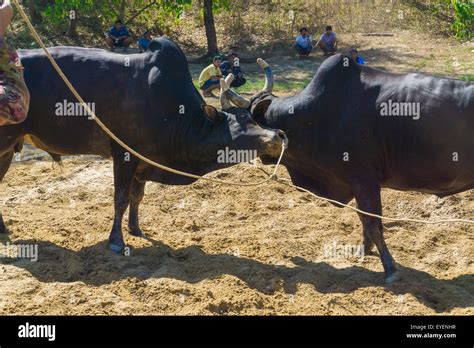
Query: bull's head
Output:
[[143, 37, 286, 179], [194, 75, 286, 168]]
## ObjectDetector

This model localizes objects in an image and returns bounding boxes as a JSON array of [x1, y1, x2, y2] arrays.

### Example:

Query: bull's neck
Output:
[[171, 115, 223, 167]]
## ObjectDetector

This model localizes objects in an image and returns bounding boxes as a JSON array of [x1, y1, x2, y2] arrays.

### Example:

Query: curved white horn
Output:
[[225, 73, 234, 87], [257, 58, 273, 93], [223, 74, 251, 109], [219, 79, 232, 110]]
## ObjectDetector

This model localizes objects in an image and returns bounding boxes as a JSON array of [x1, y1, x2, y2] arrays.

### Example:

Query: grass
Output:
[[460, 74, 474, 82], [193, 75, 312, 95]]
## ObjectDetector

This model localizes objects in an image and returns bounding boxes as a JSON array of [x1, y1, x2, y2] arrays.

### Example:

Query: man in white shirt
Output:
[[317, 25, 338, 56], [294, 27, 313, 57]]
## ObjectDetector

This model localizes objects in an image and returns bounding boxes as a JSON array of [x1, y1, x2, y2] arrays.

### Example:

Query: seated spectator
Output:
[[198, 56, 223, 97], [349, 48, 365, 65], [138, 30, 152, 52], [294, 27, 313, 57], [220, 50, 246, 88], [106, 19, 133, 52], [317, 25, 337, 55]]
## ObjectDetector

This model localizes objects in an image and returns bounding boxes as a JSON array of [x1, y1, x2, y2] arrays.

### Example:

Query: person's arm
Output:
[[108, 28, 118, 40], [293, 35, 300, 47], [315, 34, 324, 48], [211, 67, 222, 80], [198, 66, 211, 86], [118, 27, 130, 40], [233, 65, 243, 78], [220, 62, 230, 75]]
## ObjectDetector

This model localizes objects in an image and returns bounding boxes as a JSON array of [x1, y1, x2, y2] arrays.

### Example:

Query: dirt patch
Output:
[[0, 158, 472, 315]]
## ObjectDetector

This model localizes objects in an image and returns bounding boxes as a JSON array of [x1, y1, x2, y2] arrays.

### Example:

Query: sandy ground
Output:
[[0, 158, 472, 315], [0, 30, 472, 315]]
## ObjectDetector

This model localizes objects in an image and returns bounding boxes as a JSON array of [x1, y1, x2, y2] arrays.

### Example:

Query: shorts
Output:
[[200, 79, 220, 90], [113, 38, 127, 47], [0, 39, 30, 126], [230, 77, 246, 88], [295, 45, 312, 56]]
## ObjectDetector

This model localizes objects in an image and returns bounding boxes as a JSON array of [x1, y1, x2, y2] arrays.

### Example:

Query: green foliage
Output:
[[451, 0, 473, 39], [40, 0, 196, 27]]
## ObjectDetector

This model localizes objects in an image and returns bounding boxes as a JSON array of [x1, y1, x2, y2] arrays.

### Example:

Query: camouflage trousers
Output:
[[0, 38, 29, 126]]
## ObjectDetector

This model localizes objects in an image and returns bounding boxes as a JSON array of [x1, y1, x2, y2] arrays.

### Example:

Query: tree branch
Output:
[[125, 0, 159, 26]]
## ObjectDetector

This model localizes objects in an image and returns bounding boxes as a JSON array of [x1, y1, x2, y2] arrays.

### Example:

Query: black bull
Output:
[[223, 54, 473, 283], [0, 38, 286, 252]]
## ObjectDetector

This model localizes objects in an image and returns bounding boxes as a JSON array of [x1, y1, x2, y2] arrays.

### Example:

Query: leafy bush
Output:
[[451, 0, 473, 39]]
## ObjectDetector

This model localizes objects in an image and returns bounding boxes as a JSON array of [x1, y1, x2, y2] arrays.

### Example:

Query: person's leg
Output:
[[301, 47, 312, 56], [123, 37, 133, 48], [0, 1, 13, 40], [230, 77, 246, 88], [0, 0, 30, 126], [105, 37, 115, 50], [318, 41, 326, 52], [122, 37, 133, 52], [326, 43, 336, 54], [295, 45, 306, 56], [200, 80, 219, 97]]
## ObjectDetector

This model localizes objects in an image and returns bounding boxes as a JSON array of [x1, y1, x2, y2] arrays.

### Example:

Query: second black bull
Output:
[[0, 38, 286, 252], [222, 55, 473, 283]]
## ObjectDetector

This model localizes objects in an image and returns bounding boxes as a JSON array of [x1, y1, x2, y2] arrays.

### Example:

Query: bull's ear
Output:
[[202, 104, 221, 123], [251, 99, 272, 121], [148, 40, 162, 52]]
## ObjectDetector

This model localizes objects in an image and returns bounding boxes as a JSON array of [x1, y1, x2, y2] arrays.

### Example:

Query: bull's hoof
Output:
[[385, 272, 401, 284], [129, 228, 145, 238], [364, 249, 377, 256], [108, 242, 125, 254]]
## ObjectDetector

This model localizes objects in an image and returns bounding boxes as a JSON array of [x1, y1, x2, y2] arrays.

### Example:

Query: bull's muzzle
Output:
[[262, 129, 288, 158]]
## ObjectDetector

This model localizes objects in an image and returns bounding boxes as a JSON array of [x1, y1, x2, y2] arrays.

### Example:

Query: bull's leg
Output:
[[361, 222, 375, 255], [128, 177, 146, 237], [108, 146, 138, 253], [351, 177, 398, 283], [0, 149, 14, 234]]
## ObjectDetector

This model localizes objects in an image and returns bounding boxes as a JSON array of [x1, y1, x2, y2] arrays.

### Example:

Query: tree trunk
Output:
[[119, 0, 127, 20], [203, 0, 219, 56], [28, 0, 42, 24], [67, 9, 78, 38]]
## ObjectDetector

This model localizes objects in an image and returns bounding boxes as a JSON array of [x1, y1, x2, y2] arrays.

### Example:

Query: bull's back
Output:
[[19, 48, 144, 158], [371, 72, 474, 194]]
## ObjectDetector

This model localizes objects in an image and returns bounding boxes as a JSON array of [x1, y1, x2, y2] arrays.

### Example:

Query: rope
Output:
[[11, 0, 285, 187], [277, 177, 474, 224], [12, 0, 474, 225]]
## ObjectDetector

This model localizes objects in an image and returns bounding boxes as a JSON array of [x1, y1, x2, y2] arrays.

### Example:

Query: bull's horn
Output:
[[223, 77, 251, 109], [257, 58, 273, 93], [219, 79, 232, 110], [225, 73, 234, 87]]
